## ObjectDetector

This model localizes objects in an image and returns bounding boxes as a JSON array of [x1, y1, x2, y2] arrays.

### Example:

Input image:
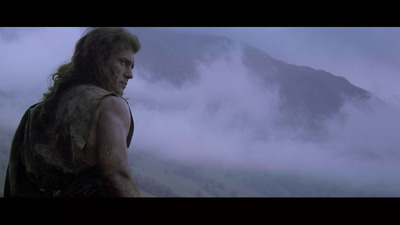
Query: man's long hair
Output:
[[37, 27, 141, 123]]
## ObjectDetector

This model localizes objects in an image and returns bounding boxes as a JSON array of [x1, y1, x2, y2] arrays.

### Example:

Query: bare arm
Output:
[[96, 96, 139, 197]]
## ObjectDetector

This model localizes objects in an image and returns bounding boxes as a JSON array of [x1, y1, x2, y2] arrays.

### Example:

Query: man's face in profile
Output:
[[105, 46, 135, 96]]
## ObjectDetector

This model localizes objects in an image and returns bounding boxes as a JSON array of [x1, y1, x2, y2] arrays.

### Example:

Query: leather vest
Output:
[[4, 84, 134, 197]]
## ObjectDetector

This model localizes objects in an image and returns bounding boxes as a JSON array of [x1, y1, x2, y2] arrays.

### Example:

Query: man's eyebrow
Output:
[[120, 56, 135, 67]]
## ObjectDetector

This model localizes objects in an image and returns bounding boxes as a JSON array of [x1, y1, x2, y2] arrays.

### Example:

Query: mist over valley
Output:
[[1, 27, 399, 196]]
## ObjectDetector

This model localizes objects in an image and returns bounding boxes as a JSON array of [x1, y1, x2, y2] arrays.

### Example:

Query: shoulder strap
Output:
[[126, 105, 134, 148], [121, 97, 134, 148]]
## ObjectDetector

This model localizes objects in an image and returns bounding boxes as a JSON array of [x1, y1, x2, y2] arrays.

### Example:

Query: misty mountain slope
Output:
[[130, 27, 234, 87], [130, 28, 372, 132], [125, 28, 400, 196], [242, 44, 371, 129], [130, 151, 376, 197]]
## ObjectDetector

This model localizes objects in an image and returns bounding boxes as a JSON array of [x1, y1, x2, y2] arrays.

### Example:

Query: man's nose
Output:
[[125, 68, 134, 79]]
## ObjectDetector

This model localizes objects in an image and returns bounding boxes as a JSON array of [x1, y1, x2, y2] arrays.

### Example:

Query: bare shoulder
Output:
[[98, 96, 130, 113], [96, 96, 131, 124], [83, 96, 131, 166]]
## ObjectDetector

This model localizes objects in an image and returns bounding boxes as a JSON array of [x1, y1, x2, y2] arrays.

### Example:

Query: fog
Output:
[[129, 44, 400, 194], [1, 27, 400, 196]]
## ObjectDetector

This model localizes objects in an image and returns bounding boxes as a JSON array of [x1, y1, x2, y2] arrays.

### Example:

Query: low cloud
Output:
[[127, 44, 400, 195]]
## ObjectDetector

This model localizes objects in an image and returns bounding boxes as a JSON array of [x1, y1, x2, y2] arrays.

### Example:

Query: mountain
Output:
[[242, 44, 371, 132], [128, 27, 371, 134], [131, 27, 234, 87]]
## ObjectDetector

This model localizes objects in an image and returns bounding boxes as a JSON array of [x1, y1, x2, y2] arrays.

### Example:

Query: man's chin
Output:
[[111, 87, 124, 97]]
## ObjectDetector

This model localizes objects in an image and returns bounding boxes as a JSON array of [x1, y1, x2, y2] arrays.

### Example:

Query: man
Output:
[[4, 27, 141, 197]]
